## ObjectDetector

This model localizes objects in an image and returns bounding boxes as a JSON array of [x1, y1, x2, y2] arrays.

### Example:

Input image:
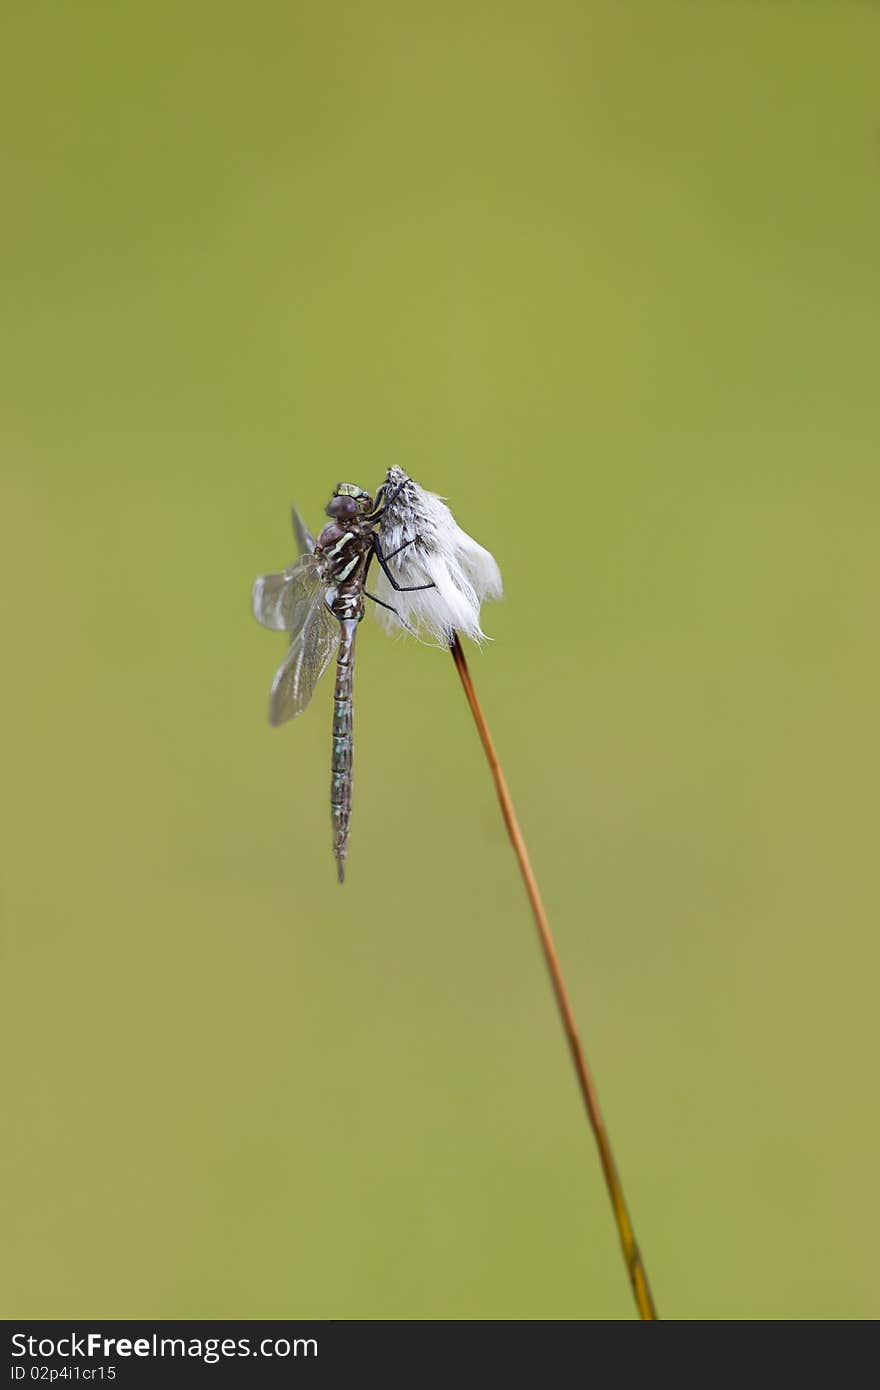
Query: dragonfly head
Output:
[[326, 482, 374, 522]]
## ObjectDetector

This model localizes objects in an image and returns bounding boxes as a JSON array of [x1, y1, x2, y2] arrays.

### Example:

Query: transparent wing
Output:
[[252, 553, 324, 633], [269, 599, 339, 725], [291, 506, 316, 556]]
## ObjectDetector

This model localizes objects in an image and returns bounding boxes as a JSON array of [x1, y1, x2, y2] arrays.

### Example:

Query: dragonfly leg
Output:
[[383, 536, 417, 560], [365, 589, 415, 633], [372, 533, 435, 592], [365, 475, 410, 521], [364, 589, 400, 615]]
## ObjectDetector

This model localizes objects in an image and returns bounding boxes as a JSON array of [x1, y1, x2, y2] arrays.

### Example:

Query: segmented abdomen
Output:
[[330, 619, 358, 883]]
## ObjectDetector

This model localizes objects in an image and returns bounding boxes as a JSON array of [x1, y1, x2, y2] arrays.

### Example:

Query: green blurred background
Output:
[[2, 1, 878, 1320]]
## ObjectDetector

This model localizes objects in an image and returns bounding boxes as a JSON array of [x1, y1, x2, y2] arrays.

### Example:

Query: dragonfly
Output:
[[252, 479, 434, 883]]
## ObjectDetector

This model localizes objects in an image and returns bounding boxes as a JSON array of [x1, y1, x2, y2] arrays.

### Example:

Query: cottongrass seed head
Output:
[[373, 467, 503, 645]]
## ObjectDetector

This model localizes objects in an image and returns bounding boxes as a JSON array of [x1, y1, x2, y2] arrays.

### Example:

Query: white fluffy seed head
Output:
[[372, 467, 503, 645]]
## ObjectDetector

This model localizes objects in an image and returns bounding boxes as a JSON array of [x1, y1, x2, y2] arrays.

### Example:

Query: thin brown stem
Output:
[[450, 633, 657, 1320]]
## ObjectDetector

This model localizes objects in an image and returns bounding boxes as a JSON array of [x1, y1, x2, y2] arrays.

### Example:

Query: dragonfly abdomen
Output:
[[330, 618, 358, 884]]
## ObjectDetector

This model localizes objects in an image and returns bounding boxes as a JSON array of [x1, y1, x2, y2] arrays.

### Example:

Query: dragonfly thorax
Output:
[[315, 517, 372, 625], [316, 520, 349, 549]]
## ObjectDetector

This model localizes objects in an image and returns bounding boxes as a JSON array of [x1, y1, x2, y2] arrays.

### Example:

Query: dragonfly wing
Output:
[[291, 506, 316, 556], [252, 554, 323, 632], [269, 599, 339, 725]]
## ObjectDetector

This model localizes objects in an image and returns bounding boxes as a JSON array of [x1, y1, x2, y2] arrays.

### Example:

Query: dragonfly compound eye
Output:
[[326, 495, 359, 521]]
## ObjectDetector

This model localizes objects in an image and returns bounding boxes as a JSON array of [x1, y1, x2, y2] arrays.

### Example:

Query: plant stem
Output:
[[449, 633, 658, 1320]]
